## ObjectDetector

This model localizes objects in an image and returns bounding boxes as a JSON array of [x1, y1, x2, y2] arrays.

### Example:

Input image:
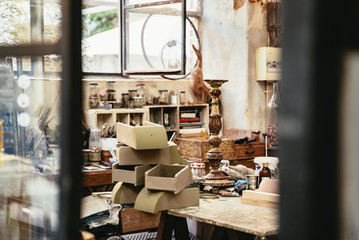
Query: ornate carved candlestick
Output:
[[203, 79, 234, 190]]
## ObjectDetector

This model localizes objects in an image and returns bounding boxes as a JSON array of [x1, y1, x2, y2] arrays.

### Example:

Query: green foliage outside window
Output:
[[82, 10, 118, 38]]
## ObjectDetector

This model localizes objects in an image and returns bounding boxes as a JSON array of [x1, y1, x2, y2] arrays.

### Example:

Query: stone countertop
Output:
[[167, 196, 279, 237]]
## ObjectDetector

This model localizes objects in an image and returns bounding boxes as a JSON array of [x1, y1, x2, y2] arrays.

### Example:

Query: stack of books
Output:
[[179, 110, 204, 136]]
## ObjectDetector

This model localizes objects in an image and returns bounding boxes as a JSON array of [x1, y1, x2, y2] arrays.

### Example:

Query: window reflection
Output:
[[0, 0, 62, 238]]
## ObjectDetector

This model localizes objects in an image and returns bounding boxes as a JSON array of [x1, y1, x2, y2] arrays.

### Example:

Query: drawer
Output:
[[235, 142, 265, 159]]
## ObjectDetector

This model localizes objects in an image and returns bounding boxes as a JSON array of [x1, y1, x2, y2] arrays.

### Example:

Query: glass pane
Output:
[[44, 0, 62, 44], [0, 0, 30, 45], [0, 57, 62, 239], [185, 17, 200, 74], [124, 1, 185, 72], [44, 54, 62, 72], [82, 3, 120, 73], [0, 0, 61, 46]]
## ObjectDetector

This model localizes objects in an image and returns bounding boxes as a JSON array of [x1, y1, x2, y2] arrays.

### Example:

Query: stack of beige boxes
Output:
[[111, 121, 199, 214]]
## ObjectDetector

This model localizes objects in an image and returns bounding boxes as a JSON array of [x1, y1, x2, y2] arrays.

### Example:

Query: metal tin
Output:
[[82, 149, 91, 165], [89, 150, 101, 162], [246, 174, 259, 190]]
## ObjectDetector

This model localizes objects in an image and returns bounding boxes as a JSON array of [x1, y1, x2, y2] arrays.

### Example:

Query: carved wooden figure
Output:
[[191, 45, 210, 104]]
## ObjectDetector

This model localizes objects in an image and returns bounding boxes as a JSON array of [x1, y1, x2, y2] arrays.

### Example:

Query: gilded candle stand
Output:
[[203, 79, 234, 192]]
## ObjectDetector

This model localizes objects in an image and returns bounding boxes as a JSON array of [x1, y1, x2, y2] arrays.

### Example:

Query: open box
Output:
[[115, 142, 187, 166], [134, 188, 199, 214], [115, 145, 171, 166], [111, 182, 143, 204], [116, 121, 168, 150], [145, 164, 192, 194], [112, 164, 153, 186]]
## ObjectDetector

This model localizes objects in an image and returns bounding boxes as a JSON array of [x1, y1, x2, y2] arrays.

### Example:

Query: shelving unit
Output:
[[85, 109, 145, 129], [143, 104, 209, 139]]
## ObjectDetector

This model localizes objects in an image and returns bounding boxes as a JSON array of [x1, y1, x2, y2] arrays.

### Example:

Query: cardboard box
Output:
[[120, 208, 161, 233], [116, 121, 168, 150], [145, 164, 192, 194], [134, 188, 199, 214], [115, 142, 187, 166], [111, 182, 142, 204], [116, 145, 171, 166], [112, 163, 153, 186], [168, 141, 188, 165]]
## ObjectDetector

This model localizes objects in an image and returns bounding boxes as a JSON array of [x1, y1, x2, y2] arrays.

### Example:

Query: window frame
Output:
[[0, 0, 83, 238], [81, 0, 202, 77], [120, 0, 186, 76]]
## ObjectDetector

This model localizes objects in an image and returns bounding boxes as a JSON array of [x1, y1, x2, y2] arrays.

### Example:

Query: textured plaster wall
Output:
[[247, 2, 267, 132], [202, 0, 267, 132]]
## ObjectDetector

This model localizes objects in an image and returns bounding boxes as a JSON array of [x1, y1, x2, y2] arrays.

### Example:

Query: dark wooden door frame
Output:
[[280, 0, 359, 239]]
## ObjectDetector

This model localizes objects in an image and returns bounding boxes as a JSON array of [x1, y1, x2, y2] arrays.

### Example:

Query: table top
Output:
[[167, 196, 279, 237]]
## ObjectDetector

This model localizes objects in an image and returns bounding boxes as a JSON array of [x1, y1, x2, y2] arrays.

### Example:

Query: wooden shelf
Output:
[[85, 108, 145, 129], [144, 104, 209, 139]]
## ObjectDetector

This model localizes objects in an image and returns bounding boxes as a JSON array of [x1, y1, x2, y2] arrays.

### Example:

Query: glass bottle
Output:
[[89, 83, 99, 109], [267, 82, 280, 146], [259, 162, 271, 183]]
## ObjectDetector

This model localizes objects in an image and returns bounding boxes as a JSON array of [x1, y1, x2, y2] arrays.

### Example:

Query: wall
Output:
[[202, 0, 267, 133], [79, 0, 270, 134]]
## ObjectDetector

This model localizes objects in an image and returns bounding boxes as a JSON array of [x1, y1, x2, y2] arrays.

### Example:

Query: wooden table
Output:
[[157, 197, 279, 240]]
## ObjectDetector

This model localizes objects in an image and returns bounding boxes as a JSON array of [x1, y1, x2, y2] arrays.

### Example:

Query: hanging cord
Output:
[[140, 14, 201, 80]]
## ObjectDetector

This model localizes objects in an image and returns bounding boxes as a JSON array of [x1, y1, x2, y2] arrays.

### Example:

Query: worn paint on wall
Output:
[[202, 0, 267, 133], [247, 3, 267, 132], [233, 0, 247, 11], [203, 0, 249, 131]]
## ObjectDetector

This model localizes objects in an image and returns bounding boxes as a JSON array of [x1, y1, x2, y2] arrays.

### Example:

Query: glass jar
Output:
[[133, 96, 145, 108], [107, 80, 115, 90], [128, 89, 137, 100], [82, 149, 91, 166], [89, 83, 99, 109], [99, 93, 106, 102], [159, 90, 168, 105], [106, 89, 116, 101], [89, 128, 102, 150], [169, 90, 178, 105], [89, 150, 101, 162], [267, 82, 280, 146], [136, 83, 146, 98], [190, 162, 206, 178], [178, 90, 186, 105], [112, 101, 121, 109], [101, 149, 112, 165], [121, 93, 129, 108]]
